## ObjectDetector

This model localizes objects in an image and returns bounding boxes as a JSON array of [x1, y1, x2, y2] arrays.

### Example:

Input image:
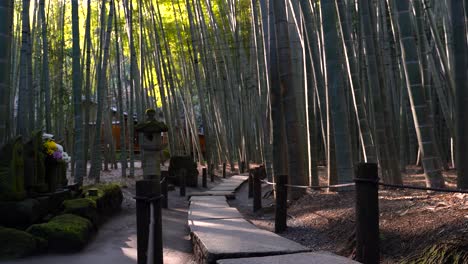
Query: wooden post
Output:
[[275, 174, 288, 233], [162, 178, 168, 209], [222, 162, 226, 178], [136, 180, 163, 264], [179, 169, 186, 197], [248, 170, 253, 198], [253, 168, 262, 212], [161, 170, 169, 209], [202, 167, 207, 188], [355, 163, 379, 264], [240, 161, 245, 173], [210, 163, 214, 182]]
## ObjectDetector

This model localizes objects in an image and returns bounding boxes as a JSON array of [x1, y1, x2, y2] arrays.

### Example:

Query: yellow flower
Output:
[[44, 140, 58, 155]]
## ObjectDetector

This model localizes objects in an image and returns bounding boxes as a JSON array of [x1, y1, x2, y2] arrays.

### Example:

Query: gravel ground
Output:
[[229, 166, 468, 263]]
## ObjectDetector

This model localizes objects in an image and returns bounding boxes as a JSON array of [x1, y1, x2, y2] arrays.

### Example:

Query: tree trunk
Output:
[[451, 0, 468, 189], [71, 0, 85, 184], [393, 0, 445, 188], [0, 0, 14, 144]]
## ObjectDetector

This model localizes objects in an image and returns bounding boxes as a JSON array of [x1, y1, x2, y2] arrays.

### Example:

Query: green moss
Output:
[[62, 198, 98, 224], [83, 183, 123, 215], [0, 226, 46, 259], [26, 214, 93, 252]]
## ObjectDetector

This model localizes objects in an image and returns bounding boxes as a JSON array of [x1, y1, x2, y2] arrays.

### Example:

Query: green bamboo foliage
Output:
[[3, 0, 467, 193]]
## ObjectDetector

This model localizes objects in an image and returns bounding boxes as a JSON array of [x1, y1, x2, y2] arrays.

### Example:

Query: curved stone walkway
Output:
[[187, 175, 358, 264]]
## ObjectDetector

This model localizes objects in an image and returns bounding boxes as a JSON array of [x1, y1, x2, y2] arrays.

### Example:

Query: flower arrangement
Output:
[[43, 139, 71, 163]]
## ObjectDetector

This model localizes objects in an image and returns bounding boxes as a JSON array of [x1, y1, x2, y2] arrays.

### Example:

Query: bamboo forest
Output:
[[0, 0, 467, 263]]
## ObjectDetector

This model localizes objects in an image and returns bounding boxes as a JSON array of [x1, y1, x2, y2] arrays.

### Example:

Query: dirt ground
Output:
[[230, 166, 468, 263]]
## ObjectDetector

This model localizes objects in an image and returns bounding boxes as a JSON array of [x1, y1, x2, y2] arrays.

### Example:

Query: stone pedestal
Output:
[[136, 109, 168, 181]]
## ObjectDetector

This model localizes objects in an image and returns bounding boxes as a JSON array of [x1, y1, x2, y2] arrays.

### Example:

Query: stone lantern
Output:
[[135, 109, 168, 180], [135, 108, 168, 264]]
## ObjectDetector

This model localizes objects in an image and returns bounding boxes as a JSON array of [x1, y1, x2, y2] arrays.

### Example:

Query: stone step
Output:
[[188, 191, 236, 200], [189, 217, 309, 264], [216, 252, 359, 264], [188, 207, 243, 221], [190, 199, 230, 208]]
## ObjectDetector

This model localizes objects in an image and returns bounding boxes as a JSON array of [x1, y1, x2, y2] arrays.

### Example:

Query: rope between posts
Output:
[[378, 182, 468, 194], [261, 179, 355, 189], [260, 179, 468, 194]]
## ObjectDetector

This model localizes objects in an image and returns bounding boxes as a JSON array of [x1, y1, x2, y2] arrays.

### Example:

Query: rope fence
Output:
[[249, 163, 468, 264], [260, 178, 468, 194]]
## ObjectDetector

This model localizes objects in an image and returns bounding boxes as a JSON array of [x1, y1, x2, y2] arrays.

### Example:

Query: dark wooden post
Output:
[[355, 163, 379, 264], [275, 174, 288, 233], [240, 161, 246, 173], [161, 178, 168, 209], [179, 169, 186, 197], [161, 171, 169, 209], [253, 168, 262, 212], [248, 170, 253, 198], [136, 180, 163, 264], [210, 163, 214, 182], [202, 168, 207, 188], [222, 162, 226, 178]]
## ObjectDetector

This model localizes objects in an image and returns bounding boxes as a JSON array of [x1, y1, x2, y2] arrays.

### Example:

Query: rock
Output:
[[0, 226, 46, 260], [62, 198, 99, 225], [84, 184, 123, 215], [0, 198, 47, 228], [44, 189, 72, 214], [27, 214, 93, 252], [0, 136, 26, 202]]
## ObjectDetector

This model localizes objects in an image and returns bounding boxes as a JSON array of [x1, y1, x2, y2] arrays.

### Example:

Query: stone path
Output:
[[187, 175, 358, 264]]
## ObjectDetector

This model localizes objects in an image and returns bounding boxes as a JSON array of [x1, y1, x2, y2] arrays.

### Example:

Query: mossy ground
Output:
[[62, 198, 98, 224], [0, 226, 46, 259], [26, 214, 93, 252]]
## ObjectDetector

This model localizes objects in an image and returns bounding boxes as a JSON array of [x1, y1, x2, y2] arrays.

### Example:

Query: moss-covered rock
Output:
[[84, 184, 123, 215], [0, 226, 46, 259], [0, 198, 48, 228], [402, 238, 468, 264], [26, 214, 93, 252], [62, 198, 98, 225], [0, 136, 26, 202]]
